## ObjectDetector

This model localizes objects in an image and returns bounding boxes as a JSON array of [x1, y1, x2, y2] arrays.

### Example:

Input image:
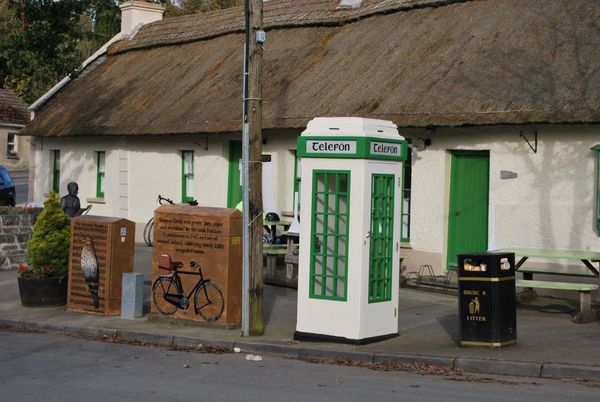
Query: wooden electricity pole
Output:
[[242, 0, 264, 336]]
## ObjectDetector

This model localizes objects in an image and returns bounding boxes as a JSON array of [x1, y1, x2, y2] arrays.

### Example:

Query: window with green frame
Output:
[[96, 151, 106, 198], [369, 174, 395, 303], [309, 170, 350, 301], [593, 145, 600, 234], [51, 150, 60, 193], [401, 142, 412, 242], [181, 150, 194, 202]]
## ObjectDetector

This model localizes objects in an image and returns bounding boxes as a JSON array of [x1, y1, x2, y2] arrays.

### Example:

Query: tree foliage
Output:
[[0, 0, 120, 105], [165, 0, 242, 17], [26, 192, 70, 278], [0, 0, 240, 105]]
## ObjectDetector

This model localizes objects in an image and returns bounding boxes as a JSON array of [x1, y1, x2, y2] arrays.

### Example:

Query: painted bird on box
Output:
[[80, 235, 100, 309]]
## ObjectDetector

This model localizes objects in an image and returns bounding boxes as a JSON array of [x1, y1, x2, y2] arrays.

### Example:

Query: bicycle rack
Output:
[[405, 264, 457, 293]]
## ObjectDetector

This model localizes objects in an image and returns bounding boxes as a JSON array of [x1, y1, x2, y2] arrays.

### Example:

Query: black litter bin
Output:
[[458, 252, 516, 347]]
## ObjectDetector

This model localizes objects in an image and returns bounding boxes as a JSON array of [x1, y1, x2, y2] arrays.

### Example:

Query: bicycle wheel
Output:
[[143, 218, 154, 247], [194, 282, 224, 322], [152, 277, 180, 315]]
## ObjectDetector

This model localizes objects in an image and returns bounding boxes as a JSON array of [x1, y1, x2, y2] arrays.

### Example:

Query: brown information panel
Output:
[[151, 205, 241, 325], [67, 216, 135, 315]]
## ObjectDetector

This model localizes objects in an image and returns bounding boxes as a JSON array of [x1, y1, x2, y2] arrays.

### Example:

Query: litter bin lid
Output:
[[458, 252, 515, 278]]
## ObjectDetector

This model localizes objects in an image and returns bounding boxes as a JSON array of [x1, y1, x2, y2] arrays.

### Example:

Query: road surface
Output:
[[1, 330, 598, 402]]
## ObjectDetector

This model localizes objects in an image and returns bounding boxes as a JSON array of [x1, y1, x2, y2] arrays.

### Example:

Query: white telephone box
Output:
[[294, 117, 406, 344]]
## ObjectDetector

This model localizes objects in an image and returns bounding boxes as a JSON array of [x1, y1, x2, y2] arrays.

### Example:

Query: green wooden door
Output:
[[227, 140, 242, 208], [447, 152, 489, 269]]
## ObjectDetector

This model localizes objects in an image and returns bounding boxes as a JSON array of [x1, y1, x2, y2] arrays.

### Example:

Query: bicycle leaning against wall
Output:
[[143, 195, 174, 247]]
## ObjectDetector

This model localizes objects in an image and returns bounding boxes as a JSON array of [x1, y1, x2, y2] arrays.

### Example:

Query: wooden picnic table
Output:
[[282, 231, 299, 281], [493, 248, 600, 278], [262, 226, 297, 288], [263, 219, 292, 239], [493, 248, 600, 322]]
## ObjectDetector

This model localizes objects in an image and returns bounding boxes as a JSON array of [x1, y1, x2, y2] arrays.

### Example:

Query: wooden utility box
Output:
[[67, 216, 136, 315], [151, 205, 242, 325]]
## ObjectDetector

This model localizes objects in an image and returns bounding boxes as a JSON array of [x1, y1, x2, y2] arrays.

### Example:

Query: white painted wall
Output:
[[31, 133, 299, 240], [404, 124, 600, 274], [30, 124, 599, 265], [262, 133, 297, 214]]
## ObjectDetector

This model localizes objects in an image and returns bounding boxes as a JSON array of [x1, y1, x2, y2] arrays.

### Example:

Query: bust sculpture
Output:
[[60, 182, 89, 218]]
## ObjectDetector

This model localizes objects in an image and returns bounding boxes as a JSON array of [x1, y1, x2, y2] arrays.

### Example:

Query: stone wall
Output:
[[0, 209, 41, 270]]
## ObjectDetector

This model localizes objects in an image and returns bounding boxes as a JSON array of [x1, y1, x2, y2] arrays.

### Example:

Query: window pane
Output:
[[100, 175, 105, 194], [338, 195, 347, 214], [337, 236, 347, 257], [98, 153, 105, 173], [186, 175, 194, 197], [52, 150, 60, 193], [310, 170, 350, 301], [316, 173, 325, 192], [6, 133, 15, 154], [314, 256, 323, 276], [315, 213, 324, 235], [325, 276, 334, 295], [369, 174, 395, 303], [401, 144, 412, 241], [339, 174, 348, 193], [182, 151, 194, 201], [184, 152, 193, 174]]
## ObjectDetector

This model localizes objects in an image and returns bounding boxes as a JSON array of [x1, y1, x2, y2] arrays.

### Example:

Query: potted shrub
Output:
[[17, 192, 70, 306]]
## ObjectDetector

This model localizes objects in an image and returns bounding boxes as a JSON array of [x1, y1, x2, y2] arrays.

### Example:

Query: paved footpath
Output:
[[2, 245, 600, 380]]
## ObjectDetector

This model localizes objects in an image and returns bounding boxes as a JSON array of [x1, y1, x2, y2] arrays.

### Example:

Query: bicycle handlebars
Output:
[[157, 194, 174, 205], [157, 194, 198, 206]]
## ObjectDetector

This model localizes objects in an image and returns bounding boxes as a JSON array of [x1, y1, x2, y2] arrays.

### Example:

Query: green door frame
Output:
[[227, 140, 243, 208], [447, 151, 490, 269]]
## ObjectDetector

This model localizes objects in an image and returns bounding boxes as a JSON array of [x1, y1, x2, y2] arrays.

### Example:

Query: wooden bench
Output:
[[519, 265, 596, 279], [516, 279, 599, 323], [263, 243, 299, 288], [263, 244, 288, 277]]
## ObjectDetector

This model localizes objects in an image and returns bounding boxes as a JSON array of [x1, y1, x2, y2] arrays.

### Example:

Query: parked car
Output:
[[0, 165, 16, 206]]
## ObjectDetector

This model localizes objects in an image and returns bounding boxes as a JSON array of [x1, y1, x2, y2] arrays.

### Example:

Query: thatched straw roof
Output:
[[22, 0, 600, 137], [0, 89, 28, 127]]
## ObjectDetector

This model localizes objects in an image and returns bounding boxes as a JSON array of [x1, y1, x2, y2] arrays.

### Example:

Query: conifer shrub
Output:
[[21, 192, 70, 279]]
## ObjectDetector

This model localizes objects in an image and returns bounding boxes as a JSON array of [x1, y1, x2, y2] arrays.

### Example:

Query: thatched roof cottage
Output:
[[22, 0, 600, 274]]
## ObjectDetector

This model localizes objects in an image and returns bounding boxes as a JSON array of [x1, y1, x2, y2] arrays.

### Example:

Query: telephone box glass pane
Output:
[[310, 170, 350, 300], [369, 174, 395, 303]]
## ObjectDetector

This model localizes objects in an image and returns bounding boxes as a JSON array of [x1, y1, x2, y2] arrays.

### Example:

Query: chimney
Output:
[[119, 1, 165, 34]]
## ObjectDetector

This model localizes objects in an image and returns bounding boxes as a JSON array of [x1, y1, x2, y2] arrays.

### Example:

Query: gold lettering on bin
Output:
[[463, 290, 479, 296], [466, 315, 488, 322]]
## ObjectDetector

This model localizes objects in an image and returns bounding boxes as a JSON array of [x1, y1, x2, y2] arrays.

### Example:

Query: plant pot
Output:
[[17, 276, 68, 307]]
